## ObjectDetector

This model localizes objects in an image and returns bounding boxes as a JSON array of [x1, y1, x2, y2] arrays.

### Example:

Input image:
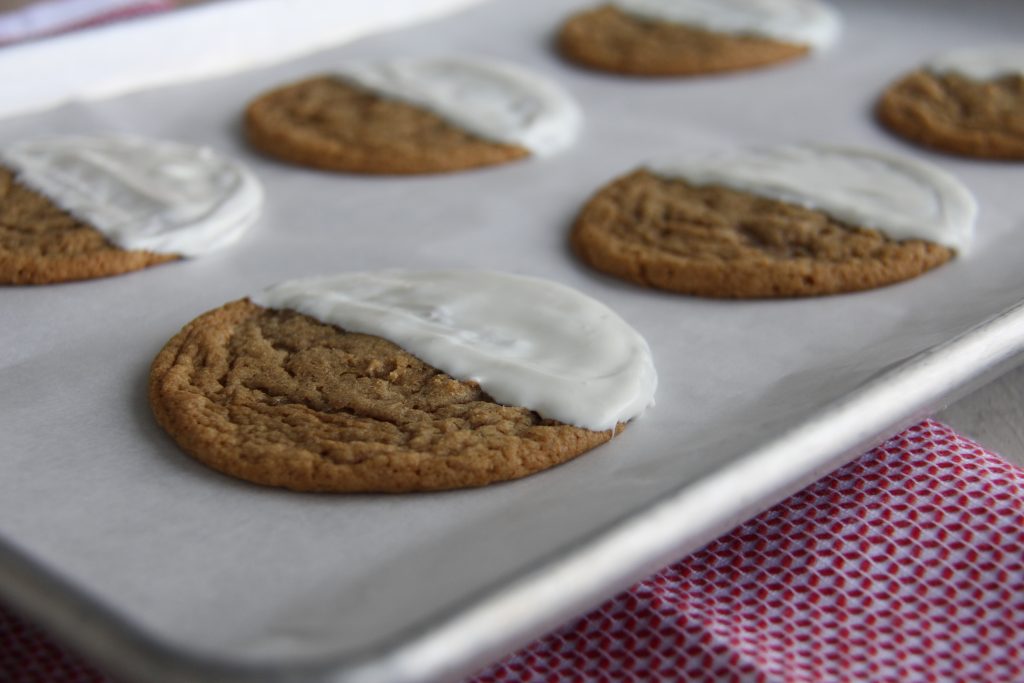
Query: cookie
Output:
[[571, 146, 974, 298], [877, 47, 1024, 160], [0, 135, 262, 285], [149, 271, 657, 492], [245, 58, 582, 174], [0, 166, 177, 284], [557, 1, 839, 76]]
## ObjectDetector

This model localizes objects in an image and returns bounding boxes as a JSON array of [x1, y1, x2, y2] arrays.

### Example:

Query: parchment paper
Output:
[[1, 0, 1022, 670]]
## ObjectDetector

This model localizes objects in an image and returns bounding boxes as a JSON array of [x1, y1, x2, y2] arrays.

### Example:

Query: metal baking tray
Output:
[[1, 0, 1023, 681]]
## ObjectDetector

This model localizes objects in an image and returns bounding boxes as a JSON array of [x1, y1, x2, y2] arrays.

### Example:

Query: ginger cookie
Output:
[[244, 58, 581, 174], [557, 0, 839, 76], [571, 146, 974, 298], [0, 135, 262, 285], [877, 46, 1024, 160], [149, 271, 657, 492]]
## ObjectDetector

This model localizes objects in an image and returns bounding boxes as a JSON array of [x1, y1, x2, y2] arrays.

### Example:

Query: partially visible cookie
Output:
[[571, 146, 974, 298], [0, 166, 177, 284], [0, 135, 262, 285], [557, 1, 839, 76], [878, 47, 1024, 160], [245, 58, 581, 174], [149, 271, 657, 492]]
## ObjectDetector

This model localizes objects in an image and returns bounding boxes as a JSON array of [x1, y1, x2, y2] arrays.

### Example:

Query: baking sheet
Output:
[[1, 0, 1023, 680]]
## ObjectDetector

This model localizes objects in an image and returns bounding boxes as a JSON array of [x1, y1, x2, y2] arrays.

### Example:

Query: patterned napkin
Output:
[[3, 419, 1023, 682], [471, 419, 1024, 682]]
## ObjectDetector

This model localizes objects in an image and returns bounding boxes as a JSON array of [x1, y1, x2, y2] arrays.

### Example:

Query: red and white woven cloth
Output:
[[3, 418, 1024, 682], [0, 0, 173, 47]]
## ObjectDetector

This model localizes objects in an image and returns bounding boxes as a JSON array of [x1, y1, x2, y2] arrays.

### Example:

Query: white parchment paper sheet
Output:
[[1, 0, 1022, 668]]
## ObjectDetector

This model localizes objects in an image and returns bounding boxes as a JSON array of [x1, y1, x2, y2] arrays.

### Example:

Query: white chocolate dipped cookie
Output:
[[245, 57, 581, 174], [558, 0, 840, 76], [878, 46, 1024, 160], [571, 145, 975, 297], [149, 270, 657, 492], [0, 135, 262, 284]]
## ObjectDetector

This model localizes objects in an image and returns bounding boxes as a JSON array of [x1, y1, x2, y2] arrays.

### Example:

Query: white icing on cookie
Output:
[[926, 45, 1024, 81], [645, 145, 976, 253], [336, 58, 582, 156], [252, 270, 657, 431], [610, 0, 841, 50], [1, 135, 262, 256]]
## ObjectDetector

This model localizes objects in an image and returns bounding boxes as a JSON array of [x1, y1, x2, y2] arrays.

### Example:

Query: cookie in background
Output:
[[878, 46, 1024, 160], [557, 0, 840, 76]]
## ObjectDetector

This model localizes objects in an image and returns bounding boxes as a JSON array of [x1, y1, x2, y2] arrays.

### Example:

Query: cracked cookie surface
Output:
[[877, 70, 1024, 160], [557, 5, 808, 76], [0, 166, 177, 284], [149, 299, 615, 492], [244, 76, 530, 174], [570, 170, 953, 298]]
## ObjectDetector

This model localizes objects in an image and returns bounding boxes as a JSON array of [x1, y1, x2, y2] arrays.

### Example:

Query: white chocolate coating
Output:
[[926, 45, 1024, 81], [1, 135, 262, 256], [336, 58, 582, 156], [646, 145, 976, 253], [252, 270, 657, 431], [610, 0, 841, 50]]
